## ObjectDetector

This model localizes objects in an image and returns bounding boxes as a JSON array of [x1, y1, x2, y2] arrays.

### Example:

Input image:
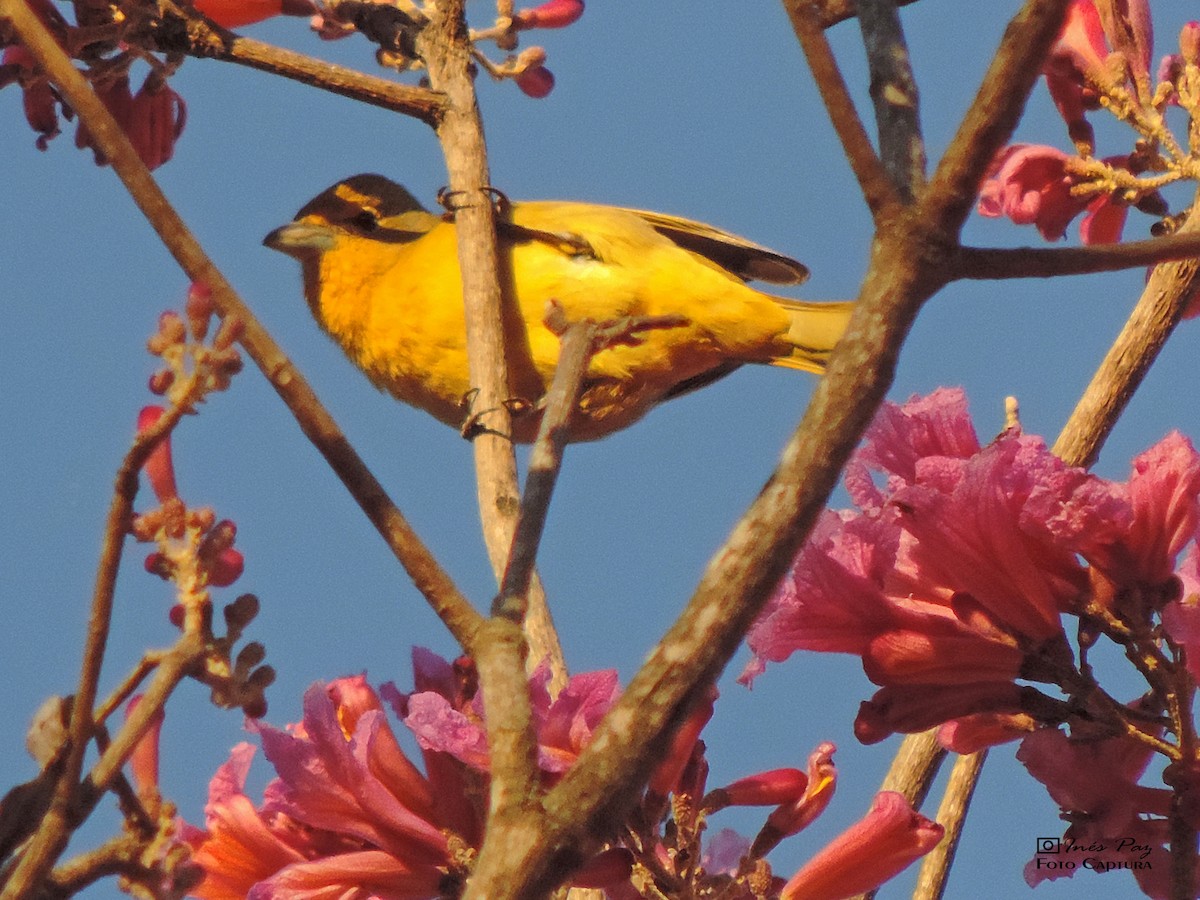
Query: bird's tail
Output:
[[769, 298, 855, 373]]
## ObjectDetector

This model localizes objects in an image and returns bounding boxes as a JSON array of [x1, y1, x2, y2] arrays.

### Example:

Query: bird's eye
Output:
[[351, 209, 380, 232]]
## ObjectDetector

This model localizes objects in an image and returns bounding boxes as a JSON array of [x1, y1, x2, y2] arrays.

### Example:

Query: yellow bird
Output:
[[264, 174, 852, 442]]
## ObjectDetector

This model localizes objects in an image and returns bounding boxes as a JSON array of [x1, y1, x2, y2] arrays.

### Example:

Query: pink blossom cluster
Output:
[[176, 649, 941, 899], [976, 0, 1193, 247], [746, 387, 1200, 895]]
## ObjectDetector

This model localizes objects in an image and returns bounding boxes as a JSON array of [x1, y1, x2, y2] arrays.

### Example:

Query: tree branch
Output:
[[857, 0, 925, 200], [922, 0, 1070, 235], [0, 0, 481, 647], [1052, 216, 1200, 468], [955, 231, 1200, 279], [815, 0, 922, 28], [781, 0, 901, 218], [163, 15, 446, 126]]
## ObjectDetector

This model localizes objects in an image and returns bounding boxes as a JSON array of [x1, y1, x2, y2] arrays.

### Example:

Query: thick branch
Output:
[[416, 0, 541, 877], [857, 0, 925, 200], [782, 0, 901, 217], [0, 0, 481, 646], [923, 0, 1069, 234]]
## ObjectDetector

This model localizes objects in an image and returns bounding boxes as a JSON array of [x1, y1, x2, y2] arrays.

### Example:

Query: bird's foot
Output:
[[437, 186, 511, 219]]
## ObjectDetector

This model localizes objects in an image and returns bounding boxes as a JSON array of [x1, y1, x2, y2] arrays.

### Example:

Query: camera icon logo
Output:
[[1036, 837, 1061, 854]]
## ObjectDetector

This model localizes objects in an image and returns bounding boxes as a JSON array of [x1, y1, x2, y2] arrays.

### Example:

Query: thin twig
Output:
[[922, 0, 1071, 235], [856, 0, 925, 200], [497, 315, 599, 617], [912, 750, 988, 900], [159, 16, 446, 126], [0, 397, 186, 900], [955, 231, 1200, 279], [781, 0, 901, 218], [0, 0, 482, 651]]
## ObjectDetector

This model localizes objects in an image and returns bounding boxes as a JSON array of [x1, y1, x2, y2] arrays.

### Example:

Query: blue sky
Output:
[[3, 2, 1198, 897]]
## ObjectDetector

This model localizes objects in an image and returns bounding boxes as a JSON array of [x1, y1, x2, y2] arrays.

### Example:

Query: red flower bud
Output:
[[516, 65, 555, 98], [514, 0, 584, 29], [1182, 21, 1200, 65]]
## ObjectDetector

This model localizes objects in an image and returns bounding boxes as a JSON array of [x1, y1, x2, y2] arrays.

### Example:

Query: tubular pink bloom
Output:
[[2, 45, 61, 149], [978, 144, 1091, 241], [937, 712, 1037, 753], [399, 658, 619, 781], [1019, 717, 1170, 836], [1043, 1, 1108, 145], [1164, 549, 1200, 677], [1117, 433, 1200, 584], [514, 0, 584, 29], [845, 386, 981, 506], [254, 681, 448, 864], [780, 792, 943, 900], [708, 767, 808, 809], [890, 433, 1087, 642], [1056, 433, 1200, 594], [194, 0, 316, 28], [647, 685, 717, 797], [249, 850, 442, 899], [127, 78, 187, 171], [764, 742, 837, 839], [530, 666, 620, 778], [126, 696, 163, 800], [862, 625, 1024, 686], [742, 511, 903, 682], [137, 406, 179, 502], [184, 744, 332, 900], [855, 682, 1028, 744]]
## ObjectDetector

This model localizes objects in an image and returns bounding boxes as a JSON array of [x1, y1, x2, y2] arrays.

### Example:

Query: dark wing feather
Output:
[[629, 209, 809, 285]]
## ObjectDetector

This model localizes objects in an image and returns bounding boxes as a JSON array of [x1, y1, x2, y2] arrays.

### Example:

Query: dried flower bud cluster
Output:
[[147, 284, 243, 408]]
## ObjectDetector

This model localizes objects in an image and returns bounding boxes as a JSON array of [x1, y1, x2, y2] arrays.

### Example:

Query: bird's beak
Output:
[[263, 221, 337, 257]]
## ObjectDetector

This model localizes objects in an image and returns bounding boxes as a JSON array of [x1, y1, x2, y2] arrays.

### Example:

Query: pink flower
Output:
[[750, 389, 1137, 745], [74, 72, 186, 171], [780, 792, 943, 900], [1043, 0, 1108, 146], [185, 677, 459, 899], [395, 651, 620, 784], [977, 144, 1129, 243]]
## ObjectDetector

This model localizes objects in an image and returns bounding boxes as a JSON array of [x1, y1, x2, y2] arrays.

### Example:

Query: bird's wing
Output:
[[625, 208, 809, 285]]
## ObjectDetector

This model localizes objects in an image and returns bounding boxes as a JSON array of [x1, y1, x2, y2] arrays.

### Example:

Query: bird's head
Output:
[[263, 174, 441, 258]]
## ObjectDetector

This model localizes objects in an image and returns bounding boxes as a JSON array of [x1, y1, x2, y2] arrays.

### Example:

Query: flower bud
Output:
[[516, 65, 555, 98], [1182, 21, 1200, 65], [514, 0, 584, 30]]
